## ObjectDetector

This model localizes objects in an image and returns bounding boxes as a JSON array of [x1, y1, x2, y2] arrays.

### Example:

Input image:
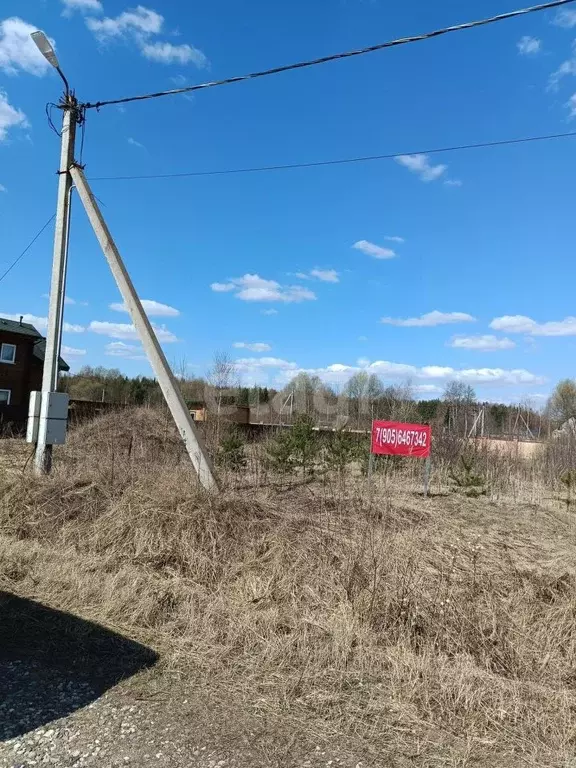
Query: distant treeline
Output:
[[60, 365, 550, 438]]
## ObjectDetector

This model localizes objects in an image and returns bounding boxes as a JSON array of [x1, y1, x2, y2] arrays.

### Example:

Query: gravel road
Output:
[[0, 657, 370, 768], [0, 593, 372, 768]]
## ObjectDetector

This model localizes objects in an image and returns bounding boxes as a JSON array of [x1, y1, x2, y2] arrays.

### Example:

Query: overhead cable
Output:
[[88, 129, 576, 182], [0, 215, 55, 285], [82, 0, 576, 111]]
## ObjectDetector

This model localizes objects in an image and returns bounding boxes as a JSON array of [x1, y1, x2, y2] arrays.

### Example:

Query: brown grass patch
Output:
[[2, 407, 576, 765]]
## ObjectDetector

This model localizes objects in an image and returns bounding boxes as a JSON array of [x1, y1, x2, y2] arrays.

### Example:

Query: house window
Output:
[[0, 390, 11, 405], [0, 343, 16, 364]]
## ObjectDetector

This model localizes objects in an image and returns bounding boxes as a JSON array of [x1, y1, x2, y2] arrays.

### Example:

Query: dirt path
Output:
[[0, 592, 372, 768], [0, 664, 370, 768]]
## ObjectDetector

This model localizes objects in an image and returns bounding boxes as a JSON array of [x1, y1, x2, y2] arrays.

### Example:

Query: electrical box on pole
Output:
[[27, 392, 70, 446]]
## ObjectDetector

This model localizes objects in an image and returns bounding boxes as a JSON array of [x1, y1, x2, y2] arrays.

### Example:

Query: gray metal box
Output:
[[26, 391, 42, 444], [40, 392, 70, 420]]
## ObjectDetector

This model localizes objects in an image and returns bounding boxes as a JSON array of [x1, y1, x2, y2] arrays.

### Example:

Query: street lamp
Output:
[[28, 31, 77, 474], [26, 31, 218, 489], [31, 30, 70, 98]]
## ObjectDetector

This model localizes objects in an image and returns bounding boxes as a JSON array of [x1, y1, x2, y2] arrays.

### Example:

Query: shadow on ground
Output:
[[0, 592, 158, 740]]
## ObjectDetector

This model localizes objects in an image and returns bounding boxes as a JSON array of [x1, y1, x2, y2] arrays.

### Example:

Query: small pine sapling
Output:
[[218, 428, 247, 471], [449, 454, 487, 498]]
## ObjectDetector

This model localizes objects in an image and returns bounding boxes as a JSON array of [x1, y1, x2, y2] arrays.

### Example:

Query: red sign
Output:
[[371, 420, 431, 458]]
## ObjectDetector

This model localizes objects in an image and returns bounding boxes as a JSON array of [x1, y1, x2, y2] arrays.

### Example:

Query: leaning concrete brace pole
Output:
[[69, 164, 219, 492], [34, 98, 77, 475]]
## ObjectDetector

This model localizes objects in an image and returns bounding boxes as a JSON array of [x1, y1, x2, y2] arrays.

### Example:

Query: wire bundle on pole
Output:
[[9, 0, 575, 281], [82, 0, 576, 111]]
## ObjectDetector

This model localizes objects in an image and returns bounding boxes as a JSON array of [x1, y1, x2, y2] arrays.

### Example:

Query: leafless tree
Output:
[[382, 380, 417, 422], [344, 372, 384, 428], [207, 352, 239, 445], [546, 379, 576, 427], [443, 380, 476, 435], [283, 373, 322, 420]]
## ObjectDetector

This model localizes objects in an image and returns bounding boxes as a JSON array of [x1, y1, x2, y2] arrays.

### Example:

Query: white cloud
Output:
[[0, 18, 55, 76], [278, 359, 543, 388], [394, 153, 447, 182], [445, 367, 543, 386], [309, 269, 339, 283], [358, 335, 368, 342], [384, 235, 405, 244], [553, 8, 576, 27], [549, 41, 576, 89], [0, 183, 6, 193], [109, 299, 180, 317], [105, 341, 147, 360], [141, 41, 207, 67], [262, 309, 278, 316], [295, 268, 339, 282], [490, 314, 576, 337], [0, 90, 28, 142], [211, 274, 316, 303], [61, 0, 103, 14], [236, 357, 545, 394], [449, 334, 516, 351], [517, 35, 541, 55], [490, 315, 537, 334], [64, 322, 85, 333], [42, 294, 87, 306], [86, 6, 163, 38], [381, 311, 476, 328], [529, 393, 550, 402], [61, 345, 87, 357], [352, 240, 396, 259], [86, 6, 207, 67], [567, 92, 576, 118], [89, 320, 177, 342], [233, 342, 272, 353], [127, 137, 145, 149], [414, 384, 443, 395], [444, 179, 463, 187], [235, 357, 298, 371], [0, 312, 84, 333]]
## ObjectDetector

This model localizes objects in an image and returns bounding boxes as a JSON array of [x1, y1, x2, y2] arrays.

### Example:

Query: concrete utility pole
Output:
[[29, 29, 218, 492], [70, 165, 218, 491], [31, 32, 77, 475]]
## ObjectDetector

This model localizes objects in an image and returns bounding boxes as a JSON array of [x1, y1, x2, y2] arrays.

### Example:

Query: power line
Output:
[[83, 0, 575, 111], [88, 129, 576, 182], [0, 215, 55, 285]]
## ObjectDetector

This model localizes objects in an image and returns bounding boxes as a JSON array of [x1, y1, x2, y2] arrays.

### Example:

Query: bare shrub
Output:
[[540, 433, 576, 483], [432, 428, 466, 467]]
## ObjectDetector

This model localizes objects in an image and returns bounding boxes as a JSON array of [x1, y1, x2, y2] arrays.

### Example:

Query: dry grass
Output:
[[2, 407, 576, 766]]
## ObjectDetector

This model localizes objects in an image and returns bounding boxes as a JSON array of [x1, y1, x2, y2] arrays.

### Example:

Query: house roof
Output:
[[33, 340, 70, 373], [0, 316, 70, 372], [0, 317, 42, 339]]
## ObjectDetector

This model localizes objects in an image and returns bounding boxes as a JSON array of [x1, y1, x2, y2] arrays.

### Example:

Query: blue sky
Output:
[[1, 0, 576, 403]]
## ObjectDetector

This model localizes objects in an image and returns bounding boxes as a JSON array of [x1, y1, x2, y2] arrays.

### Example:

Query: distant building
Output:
[[0, 316, 69, 408], [187, 401, 250, 425]]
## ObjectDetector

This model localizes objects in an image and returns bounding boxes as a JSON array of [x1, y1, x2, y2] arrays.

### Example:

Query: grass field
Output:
[[2, 408, 576, 766]]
